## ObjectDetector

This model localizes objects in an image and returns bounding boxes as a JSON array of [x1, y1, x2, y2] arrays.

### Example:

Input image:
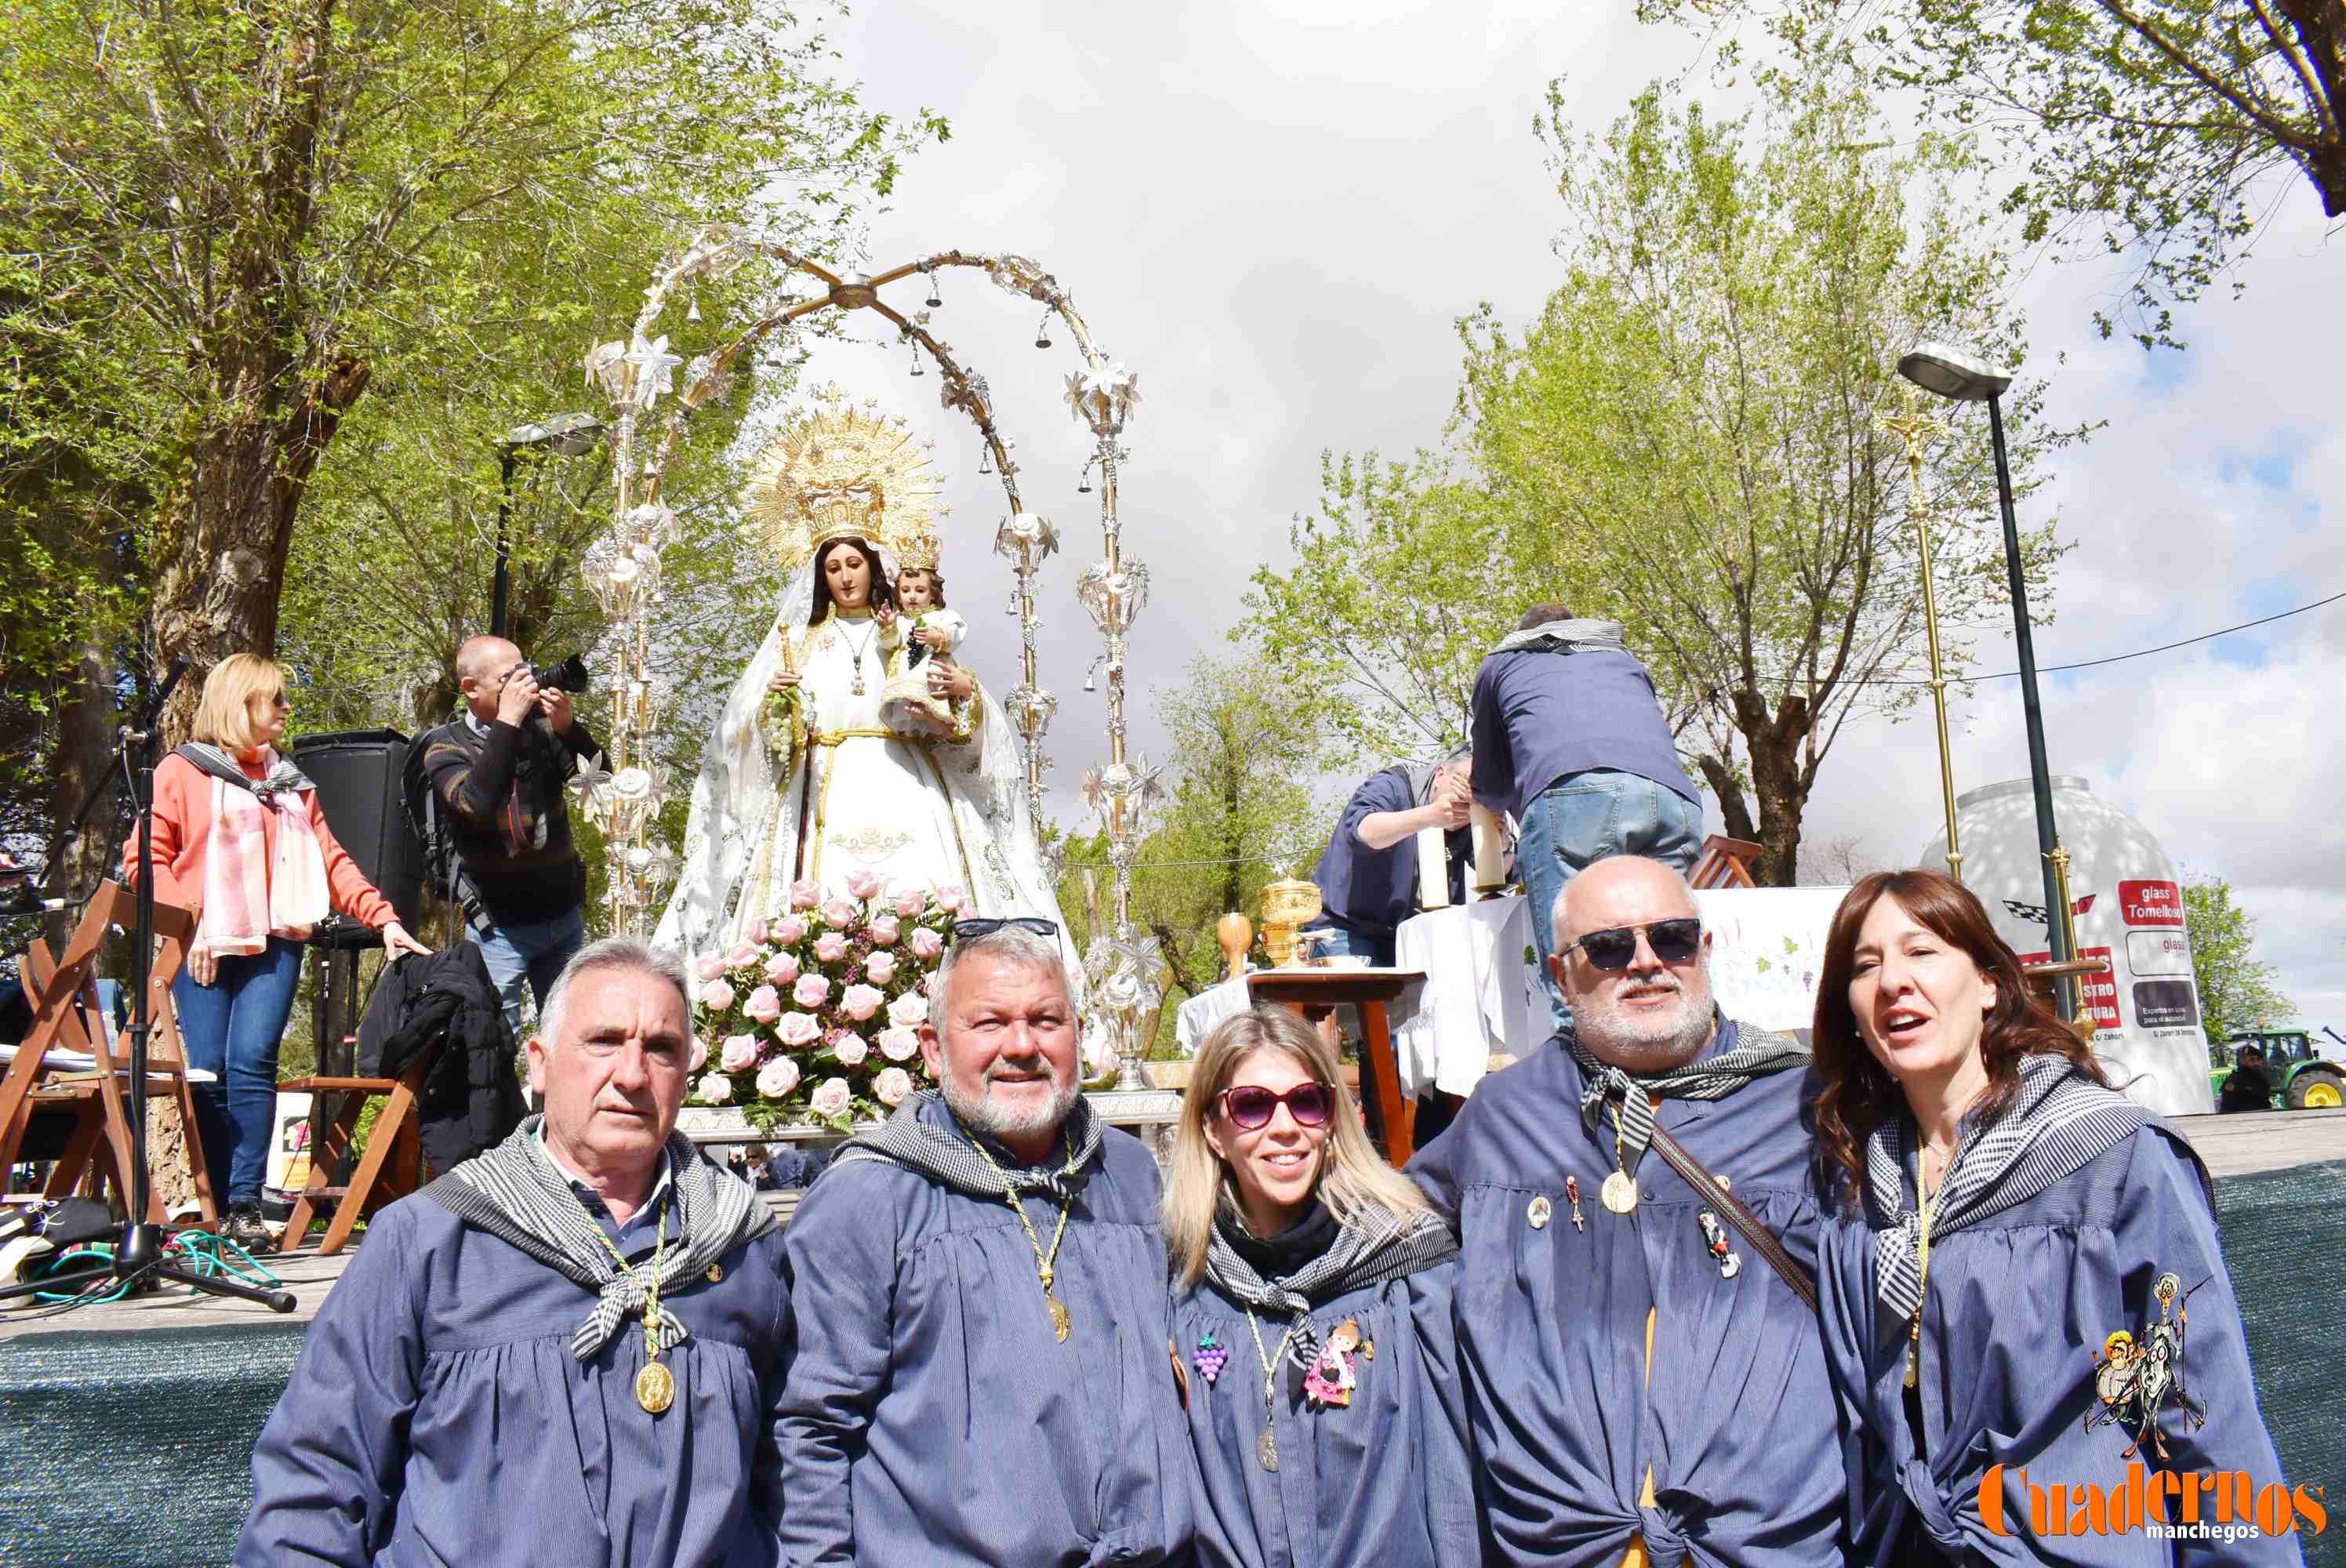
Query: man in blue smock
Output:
[[775, 922, 1193, 1567], [238, 938, 788, 1567], [1409, 855, 1847, 1566], [1302, 749, 1473, 967], [1470, 603, 1703, 1028]]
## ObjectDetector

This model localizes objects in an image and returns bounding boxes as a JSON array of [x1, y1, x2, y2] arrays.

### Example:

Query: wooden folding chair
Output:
[[0, 889, 117, 1177], [274, 1039, 438, 1256], [1690, 835, 1764, 890], [0, 883, 216, 1225]]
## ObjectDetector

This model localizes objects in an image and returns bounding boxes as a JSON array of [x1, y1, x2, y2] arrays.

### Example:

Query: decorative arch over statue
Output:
[[577, 237, 1166, 1087]]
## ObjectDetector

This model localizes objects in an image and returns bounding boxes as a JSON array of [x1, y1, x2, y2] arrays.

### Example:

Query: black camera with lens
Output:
[[531, 653, 591, 694]]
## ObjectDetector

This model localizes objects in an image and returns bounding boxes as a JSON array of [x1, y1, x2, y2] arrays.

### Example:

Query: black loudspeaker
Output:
[[292, 728, 424, 932]]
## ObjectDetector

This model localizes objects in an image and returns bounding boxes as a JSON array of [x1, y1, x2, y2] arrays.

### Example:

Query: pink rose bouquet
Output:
[[686, 883, 960, 1131]]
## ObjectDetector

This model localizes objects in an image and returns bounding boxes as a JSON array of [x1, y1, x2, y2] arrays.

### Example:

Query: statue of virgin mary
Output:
[[655, 397, 1080, 989]]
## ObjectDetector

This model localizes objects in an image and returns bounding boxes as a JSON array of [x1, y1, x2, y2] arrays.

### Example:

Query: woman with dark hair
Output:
[[1164, 1007, 1473, 1568], [1811, 869, 2297, 1565], [804, 534, 899, 623]]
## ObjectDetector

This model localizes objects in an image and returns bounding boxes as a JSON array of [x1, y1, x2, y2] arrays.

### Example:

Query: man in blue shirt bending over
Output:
[[1470, 602, 1703, 1029]]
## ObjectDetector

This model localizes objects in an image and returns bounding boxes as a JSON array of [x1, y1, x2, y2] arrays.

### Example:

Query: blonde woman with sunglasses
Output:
[[1164, 1006, 1476, 1568]]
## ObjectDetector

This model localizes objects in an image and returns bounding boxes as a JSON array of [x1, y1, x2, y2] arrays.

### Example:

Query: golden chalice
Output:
[[1258, 877, 1322, 970]]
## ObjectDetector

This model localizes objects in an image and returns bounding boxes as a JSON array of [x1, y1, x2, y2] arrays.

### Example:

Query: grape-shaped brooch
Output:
[[1193, 1329, 1228, 1385]]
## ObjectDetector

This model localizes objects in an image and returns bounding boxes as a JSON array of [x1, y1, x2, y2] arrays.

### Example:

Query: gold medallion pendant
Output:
[[1600, 1171, 1640, 1214], [1256, 1422, 1280, 1473], [636, 1360, 676, 1416], [1048, 1293, 1072, 1344]]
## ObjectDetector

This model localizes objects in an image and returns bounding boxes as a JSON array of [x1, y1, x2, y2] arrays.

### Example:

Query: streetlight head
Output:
[[501, 412, 606, 456], [1898, 342, 2011, 402], [542, 412, 606, 457]]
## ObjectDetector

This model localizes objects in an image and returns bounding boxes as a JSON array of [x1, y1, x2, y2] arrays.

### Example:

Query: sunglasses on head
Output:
[[1216, 1082, 1334, 1131], [1563, 916, 1702, 971], [950, 916, 1060, 944]]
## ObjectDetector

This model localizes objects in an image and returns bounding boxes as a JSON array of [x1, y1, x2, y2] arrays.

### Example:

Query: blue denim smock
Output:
[[1817, 1123, 2303, 1565], [775, 1096, 1194, 1566], [1407, 1027, 1848, 1566], [238, 1189, 790, 1567], [1171, 1256, 1476, 1568]]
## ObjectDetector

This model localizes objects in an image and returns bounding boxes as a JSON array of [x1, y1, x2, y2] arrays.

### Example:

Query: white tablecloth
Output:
[[1389, 885, 1852, 1097], [1175, 975, 1255, 1054], [1391, 901, 1545, 1099]]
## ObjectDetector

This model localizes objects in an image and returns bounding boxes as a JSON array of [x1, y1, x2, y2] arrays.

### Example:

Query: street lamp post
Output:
[[493, 412, 606, 638], [1897, 342, 2077, 1016]]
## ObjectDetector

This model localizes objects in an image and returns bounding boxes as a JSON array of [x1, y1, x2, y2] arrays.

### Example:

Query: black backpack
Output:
[[400, 724, 468, 910]]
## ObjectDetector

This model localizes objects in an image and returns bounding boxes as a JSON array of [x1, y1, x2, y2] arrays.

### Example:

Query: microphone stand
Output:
[[0, 659, 296, 1312]]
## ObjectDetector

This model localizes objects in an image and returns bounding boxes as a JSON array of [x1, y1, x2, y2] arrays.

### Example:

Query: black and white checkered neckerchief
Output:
[[1865, 1053, 2149, 1322], [1565, 1016, 1809, 1181]]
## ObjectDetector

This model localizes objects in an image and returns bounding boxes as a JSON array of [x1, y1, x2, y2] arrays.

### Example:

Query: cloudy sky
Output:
[[776, 1, 2341, 1025]]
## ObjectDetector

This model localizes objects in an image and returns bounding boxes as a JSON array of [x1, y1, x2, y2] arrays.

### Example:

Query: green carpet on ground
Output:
[[3, 1160, 2340, 1566], [2, 1323, 305, 1566], [2213, 1158, 2345, 1567]]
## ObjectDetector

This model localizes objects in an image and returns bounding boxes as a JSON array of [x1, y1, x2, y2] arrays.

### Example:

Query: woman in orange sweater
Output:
[[124, 654, 429, 1247]]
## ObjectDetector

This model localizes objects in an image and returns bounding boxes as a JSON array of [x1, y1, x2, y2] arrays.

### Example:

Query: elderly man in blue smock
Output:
[[1470, 602, 1704, 1029], [1166, 1005, 1475, 1568], [1410, 854, 1847, 1566], [237, 937, 789, 1567], [775, 920, 1194, 1567]]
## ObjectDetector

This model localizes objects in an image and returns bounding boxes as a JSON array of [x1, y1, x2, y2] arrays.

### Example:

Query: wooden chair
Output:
[[1690, 835, 1764, 890], [0, 883, 215, 1225], [274, 1040, 438, 1256]]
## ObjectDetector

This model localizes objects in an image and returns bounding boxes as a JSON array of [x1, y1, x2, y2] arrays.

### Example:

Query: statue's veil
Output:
[[653, 547, 834, 960]]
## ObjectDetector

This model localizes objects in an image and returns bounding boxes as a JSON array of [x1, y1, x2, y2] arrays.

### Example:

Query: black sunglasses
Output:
[[1563, 916, 1702, 971], [950, 916, 1060, 943], [1217, 1082, 1335, 1131]]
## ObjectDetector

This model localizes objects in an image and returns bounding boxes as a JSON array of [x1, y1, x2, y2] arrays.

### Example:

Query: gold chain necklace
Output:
[[1905, 1142, 1954, 1389], [968, 1134, 1079, 1344], [587, 1194, 674, 1414], [1244, 1308, 1302, 1472]]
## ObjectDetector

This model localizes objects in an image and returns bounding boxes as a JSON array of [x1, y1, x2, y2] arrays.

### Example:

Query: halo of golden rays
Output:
[[743, 388, 946, 573]]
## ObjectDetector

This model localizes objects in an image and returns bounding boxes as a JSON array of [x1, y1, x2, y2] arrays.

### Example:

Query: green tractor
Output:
[[2209, 1028, 2346, 1112]]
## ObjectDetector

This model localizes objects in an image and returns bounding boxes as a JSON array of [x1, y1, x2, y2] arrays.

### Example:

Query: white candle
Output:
[[1416, 824, 1451, 911], [1469, 804, 1505, 893]]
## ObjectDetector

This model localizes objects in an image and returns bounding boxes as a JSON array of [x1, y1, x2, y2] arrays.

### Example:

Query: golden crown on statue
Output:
[[892, 514, 942, 572], [744, 390, 946, 572]]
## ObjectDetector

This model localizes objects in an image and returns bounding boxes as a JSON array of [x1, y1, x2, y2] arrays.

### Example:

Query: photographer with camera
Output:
[[418, 636, 605, 1037]]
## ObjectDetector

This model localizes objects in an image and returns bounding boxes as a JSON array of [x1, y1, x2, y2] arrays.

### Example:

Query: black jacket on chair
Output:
[[355, 944, 525, 1175]]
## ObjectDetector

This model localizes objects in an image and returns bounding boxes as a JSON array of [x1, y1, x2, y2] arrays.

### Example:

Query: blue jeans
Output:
[[1517, 770, 1705, 1032], [1312, 923, 1396, 968], [171, 936, 307, 1207], [468, 906, 587, 1042]]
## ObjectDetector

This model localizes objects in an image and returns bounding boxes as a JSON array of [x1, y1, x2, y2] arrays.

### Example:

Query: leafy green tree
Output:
[[1254, 67, 2074, 884], [1640, 0, 2344, 347], [0, 0, 940, 738], [1244, 451, 1511, 761], [2181, 872, 2294, 1044]]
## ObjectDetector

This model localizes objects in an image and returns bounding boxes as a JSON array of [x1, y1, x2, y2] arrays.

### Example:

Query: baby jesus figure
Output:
[[879, 564, 969, 735]]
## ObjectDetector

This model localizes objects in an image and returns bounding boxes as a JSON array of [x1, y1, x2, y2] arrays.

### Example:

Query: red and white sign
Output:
[[2018, 945, 2123, 1031], [2116, 879, 2184, 929]]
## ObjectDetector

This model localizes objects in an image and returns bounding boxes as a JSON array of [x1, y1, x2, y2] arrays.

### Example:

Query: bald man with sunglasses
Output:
[[1408, 855, 1846, 1568]]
